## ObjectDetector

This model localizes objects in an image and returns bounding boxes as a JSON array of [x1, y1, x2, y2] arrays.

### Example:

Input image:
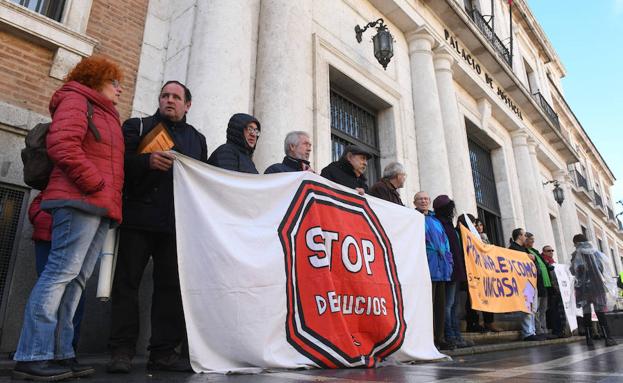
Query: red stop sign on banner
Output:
[[279, 181, 406, 368]]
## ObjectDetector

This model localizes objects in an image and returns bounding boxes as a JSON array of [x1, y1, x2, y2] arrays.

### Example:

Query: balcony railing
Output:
[[608, 207, 615, 221], [594, 191, 604, 208], [532, 92, 561, 131], [574, 170, 588, 191], [467, 9, 512, 67]]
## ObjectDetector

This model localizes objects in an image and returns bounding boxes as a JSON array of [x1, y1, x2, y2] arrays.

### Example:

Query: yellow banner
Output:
[[460, 225, 537, 314]]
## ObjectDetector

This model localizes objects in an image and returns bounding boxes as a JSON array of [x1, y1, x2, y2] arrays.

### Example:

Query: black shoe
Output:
[[523, 334, 545, 341], [13, 360, 73, 381], [435, 340, 456, 351], [583, 313, 595, 346], [466, 324, 487, 333], [596, 311, 618, 347], [56, 358, 95, 378], [106, 353, 132, 373], [147, 353, 192, 372]]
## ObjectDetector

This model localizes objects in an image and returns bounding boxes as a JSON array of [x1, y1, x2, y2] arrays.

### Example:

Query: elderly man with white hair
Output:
[[264, 131, 313, 173], [368, 162, 406, 205]]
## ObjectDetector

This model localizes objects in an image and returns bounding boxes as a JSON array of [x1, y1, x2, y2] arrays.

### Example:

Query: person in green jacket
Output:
[[525, 233, 555, 338]]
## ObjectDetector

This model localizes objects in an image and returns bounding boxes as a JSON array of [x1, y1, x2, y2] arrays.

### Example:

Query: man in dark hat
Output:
[[321, 145, 371, 195]]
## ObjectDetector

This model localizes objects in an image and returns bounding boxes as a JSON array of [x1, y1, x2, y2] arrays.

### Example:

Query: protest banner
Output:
[[460, 225, 537, 313], [172, 155, 444, 373], [553, 264, 578, 332]]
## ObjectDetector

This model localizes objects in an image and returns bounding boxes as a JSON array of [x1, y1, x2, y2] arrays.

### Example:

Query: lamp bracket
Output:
[[542, 179, 560, 187], [355, 18, 386, 43]]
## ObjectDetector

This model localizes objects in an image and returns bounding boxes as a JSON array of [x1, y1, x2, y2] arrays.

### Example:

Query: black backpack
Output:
[[21, 100, 101, 190]]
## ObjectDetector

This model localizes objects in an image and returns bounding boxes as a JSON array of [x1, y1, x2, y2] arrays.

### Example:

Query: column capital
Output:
[[433, 46, 455, 73], [510, 129, 529, 146], [527, 137, 539, 155], [406, 26, 439, 55]]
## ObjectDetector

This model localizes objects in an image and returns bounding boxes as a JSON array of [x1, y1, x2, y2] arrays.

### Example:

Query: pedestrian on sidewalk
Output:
[[13, 55, 124, 381], [569, 234, 617, 347], [415, 192, 454, 350], [108, 81, 207, 373], [508, 228, 544, 342], [435, 196, 473, 349], [525, 233, 556, 339]]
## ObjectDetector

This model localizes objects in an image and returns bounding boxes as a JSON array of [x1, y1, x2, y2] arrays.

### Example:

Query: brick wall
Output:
[[87, 0, 149, 119], [0, 0, 149, 120], [0, 31, 61, 116]]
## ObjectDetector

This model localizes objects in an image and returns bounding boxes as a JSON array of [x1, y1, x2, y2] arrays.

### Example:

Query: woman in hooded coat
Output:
[[570, 234, 617, 347], [207, 113, 261, 174]]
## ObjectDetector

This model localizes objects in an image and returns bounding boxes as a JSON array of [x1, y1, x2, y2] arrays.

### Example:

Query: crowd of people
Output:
[[12, 55, 619, 381]]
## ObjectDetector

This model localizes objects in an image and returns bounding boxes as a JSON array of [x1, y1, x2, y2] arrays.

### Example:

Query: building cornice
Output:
[[513, 0, 566, 77]]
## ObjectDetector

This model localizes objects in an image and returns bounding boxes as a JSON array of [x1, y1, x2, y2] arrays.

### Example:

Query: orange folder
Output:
[[137, 122, 174, 154]]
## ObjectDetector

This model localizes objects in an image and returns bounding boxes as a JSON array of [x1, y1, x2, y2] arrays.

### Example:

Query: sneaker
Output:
[[147, 352, 192, 372], [107, 353, 132, 374], [13, 360, 73, 381], [56, 358, 95, 378]]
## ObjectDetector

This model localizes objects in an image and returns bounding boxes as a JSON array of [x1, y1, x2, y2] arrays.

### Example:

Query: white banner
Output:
[[553, 264, 578, 332], [173, 155, 444, 373]]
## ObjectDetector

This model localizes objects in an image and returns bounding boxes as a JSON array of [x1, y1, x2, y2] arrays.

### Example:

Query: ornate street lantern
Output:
[[543, 180, 565, 206], [355, 18, 394, 70]]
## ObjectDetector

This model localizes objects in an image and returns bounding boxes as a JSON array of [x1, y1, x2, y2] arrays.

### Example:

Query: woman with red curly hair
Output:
[[13, 55, 125, 381]]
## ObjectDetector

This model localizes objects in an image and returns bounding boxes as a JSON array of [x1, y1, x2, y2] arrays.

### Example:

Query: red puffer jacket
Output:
[[40, 81, 124, 223], [28, 194, 52, 242]]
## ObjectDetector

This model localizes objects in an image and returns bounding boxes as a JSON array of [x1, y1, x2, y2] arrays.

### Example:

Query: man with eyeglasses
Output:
[[108, 81, 207, 373], [321, 145, 371, 195], [208, 113, 261, 173]]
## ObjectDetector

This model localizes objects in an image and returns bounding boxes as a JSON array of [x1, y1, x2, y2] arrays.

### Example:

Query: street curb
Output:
[[444, 336, 583, 357]]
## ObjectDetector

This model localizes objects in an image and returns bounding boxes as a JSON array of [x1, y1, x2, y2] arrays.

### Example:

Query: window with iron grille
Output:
[[330, 89, 381, 184], [468, 137, 504, 246], [10, 0, 66, 22], [0, 184, 28, 317]]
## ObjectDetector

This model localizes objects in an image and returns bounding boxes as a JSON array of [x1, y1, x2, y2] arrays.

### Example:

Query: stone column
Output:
[[527, 138, 555, 249], [433, 46, 476, 215], [407, 27, 452, 199], [186, 0, 261, 146], [253, 0, 314, 171], [553, 169, 581, 262], [511, 130, 545, 239]]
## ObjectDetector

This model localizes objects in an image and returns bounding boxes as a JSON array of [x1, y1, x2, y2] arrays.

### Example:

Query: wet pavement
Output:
[[2, 339, 622, 382]]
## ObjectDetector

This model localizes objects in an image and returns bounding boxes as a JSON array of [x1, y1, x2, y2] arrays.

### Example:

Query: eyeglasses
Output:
[[111, 79, 121, 89], [245, 126, 261, 136]]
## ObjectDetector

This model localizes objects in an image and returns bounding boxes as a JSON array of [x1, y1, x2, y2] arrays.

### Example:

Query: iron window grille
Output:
[[10, 0, 66, 22], [468, 138, 504, 246], [0, 183, 29, 326], [330, 89, 381, 184]]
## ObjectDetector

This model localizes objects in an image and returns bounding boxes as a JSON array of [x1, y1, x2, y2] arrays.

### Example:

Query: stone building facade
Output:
[[0, 0, 621, 353]]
